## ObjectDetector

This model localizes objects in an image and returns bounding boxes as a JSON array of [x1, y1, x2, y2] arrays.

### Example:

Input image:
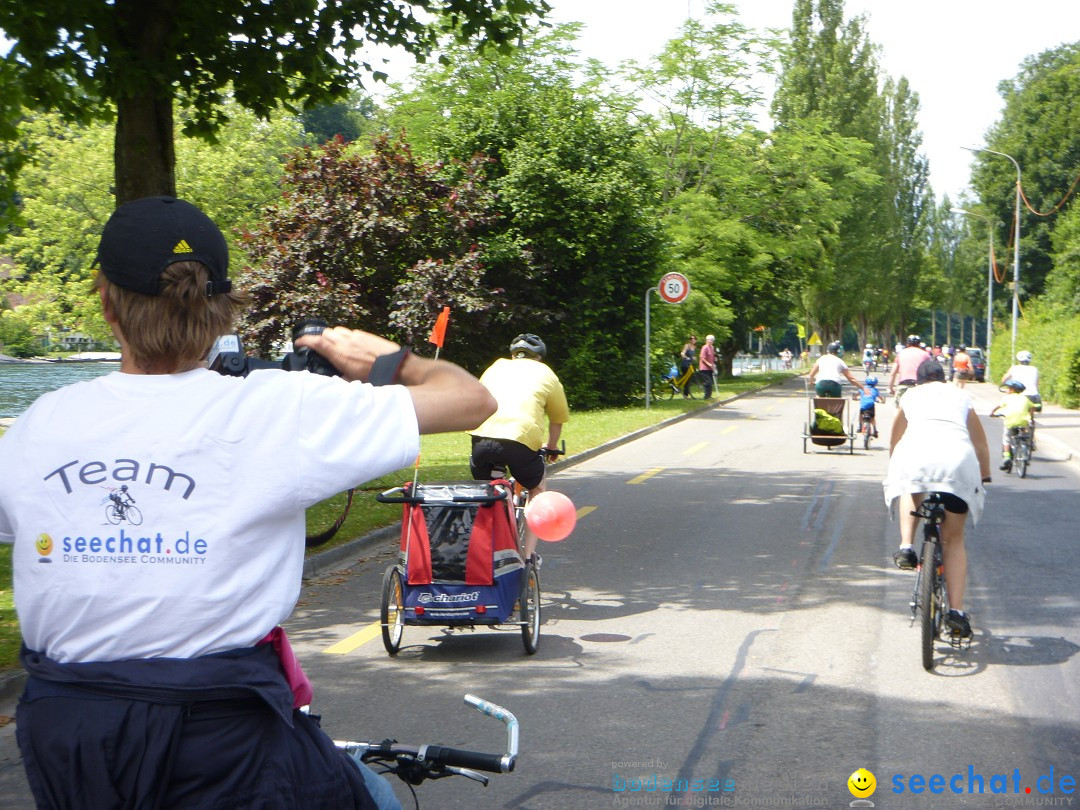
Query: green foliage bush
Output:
[[0, 312, 41, 358], [991, 300, 1080, 407]]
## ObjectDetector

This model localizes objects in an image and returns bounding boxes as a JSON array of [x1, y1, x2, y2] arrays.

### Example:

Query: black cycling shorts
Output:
[[1026, 394, 1043, 411], [928, 492, 969, 515], [470, 436, 545, 490]]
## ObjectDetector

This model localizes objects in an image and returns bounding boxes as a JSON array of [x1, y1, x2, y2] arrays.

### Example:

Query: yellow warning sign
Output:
[[808, 331, 822, 345]]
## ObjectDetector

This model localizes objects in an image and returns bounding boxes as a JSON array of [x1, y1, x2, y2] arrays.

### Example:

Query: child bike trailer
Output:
[[376, 482, 541, 655], [802, 395, 856, 454]]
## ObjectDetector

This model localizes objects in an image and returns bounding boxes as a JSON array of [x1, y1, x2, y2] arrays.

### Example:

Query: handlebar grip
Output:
[[419, 745, 510, 773]]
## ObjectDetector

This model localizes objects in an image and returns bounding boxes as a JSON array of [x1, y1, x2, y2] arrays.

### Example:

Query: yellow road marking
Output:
[[721, 425, 739, 434], [683, 442, 708, 455], [576, 506, 598, 519], [324, 622, 382, 655], [628, 467, 664, 485]]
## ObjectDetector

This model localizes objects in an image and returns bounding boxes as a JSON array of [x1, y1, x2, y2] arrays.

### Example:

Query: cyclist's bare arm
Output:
[[966, 409, 992, 480], [546, 423, 564, 457], [403, 358, 497, 434], [889, 409, 908, 456], [296, 326, 496, 434]]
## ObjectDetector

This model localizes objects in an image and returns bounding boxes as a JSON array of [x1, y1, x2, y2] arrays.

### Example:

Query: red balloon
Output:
[[524, 491, 576, 542]]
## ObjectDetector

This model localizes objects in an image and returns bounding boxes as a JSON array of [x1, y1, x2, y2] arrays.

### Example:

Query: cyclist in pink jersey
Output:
[[889, 335, 931, 399]]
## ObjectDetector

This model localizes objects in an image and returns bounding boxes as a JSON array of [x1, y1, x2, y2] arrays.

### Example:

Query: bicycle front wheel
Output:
[[919, 539, 938, 671], [1016, 439, 1030, 478], [125, 506, 143, 526]]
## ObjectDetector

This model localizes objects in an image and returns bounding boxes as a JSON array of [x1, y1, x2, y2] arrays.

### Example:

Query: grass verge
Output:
[[0, 371, 792, 673]]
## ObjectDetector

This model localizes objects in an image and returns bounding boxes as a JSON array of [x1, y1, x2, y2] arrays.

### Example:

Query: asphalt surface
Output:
[[2, 375, 1078, 806]]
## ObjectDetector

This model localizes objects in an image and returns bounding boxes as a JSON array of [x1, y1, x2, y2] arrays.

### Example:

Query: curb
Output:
[[0, 668, 24, 709]]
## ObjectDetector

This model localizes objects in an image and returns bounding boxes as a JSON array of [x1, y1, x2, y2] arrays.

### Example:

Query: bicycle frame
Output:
[[907, 494, 968, 670], [1008, 426, 1032, 478]]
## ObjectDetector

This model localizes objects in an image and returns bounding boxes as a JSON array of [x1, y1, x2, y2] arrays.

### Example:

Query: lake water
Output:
[[0, 362, 119, 419]]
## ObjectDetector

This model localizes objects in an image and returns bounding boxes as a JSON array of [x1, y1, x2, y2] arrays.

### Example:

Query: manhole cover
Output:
[[579, 633, 631, 643]]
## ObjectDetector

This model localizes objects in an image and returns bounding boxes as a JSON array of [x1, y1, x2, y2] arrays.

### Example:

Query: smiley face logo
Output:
[[36, 533, 54, 561], [848, 768, 876, 798]]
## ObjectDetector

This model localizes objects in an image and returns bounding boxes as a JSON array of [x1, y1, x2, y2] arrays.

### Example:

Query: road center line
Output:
[[576, 506, 597, 519], [324, 622, 382, 655], [628, 467, 664, 485], [683, 442, 709, 455], [721, 425, 738, 434]]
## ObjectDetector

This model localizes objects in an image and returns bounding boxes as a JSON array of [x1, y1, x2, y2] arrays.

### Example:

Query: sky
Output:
[[535, 0, 1080, 203]]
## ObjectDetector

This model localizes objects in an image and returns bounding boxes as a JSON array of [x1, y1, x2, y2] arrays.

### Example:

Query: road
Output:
[[285, 376, 1080, 809], [2, 376, 1076, 808]]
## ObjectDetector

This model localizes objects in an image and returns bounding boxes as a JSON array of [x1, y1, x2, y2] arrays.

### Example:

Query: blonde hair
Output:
[[95, 262, 250, 373]]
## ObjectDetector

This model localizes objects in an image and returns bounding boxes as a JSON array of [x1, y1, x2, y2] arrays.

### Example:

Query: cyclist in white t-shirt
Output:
[[1001, 350, 1041, 412], [808, 341, 863, 397], [0, 196, 496, 810]]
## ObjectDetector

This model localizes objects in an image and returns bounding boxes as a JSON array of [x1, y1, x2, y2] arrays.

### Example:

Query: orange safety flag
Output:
[[428, 306, 451, 347]]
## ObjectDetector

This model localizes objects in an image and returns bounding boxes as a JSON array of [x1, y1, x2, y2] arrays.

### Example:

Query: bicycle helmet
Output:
[[1005, 379, 1026, 392], [827, 341, 843, 354], [865, 376, 878, 386], [865, 343, 873, 349], [509, 333, 547, 359], [906, 334, 921, 346], [1016, 350, 1033, 364]]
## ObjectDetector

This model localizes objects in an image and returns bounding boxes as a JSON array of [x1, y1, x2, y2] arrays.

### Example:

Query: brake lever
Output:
[[445, 766, 491, 786]]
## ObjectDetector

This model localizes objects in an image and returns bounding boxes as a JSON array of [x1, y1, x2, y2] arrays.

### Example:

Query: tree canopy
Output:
[[0, 0, 549, 205]]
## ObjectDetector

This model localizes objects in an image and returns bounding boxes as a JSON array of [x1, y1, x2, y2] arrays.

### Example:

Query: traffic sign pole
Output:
[[645, 273, 690, 409]]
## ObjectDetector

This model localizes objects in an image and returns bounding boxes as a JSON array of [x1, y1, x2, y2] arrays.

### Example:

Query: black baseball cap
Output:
[[96, 196, 231, 296]]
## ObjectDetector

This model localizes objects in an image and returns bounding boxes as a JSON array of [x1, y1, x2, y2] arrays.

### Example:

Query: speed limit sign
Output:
[[657, 272, 690, 304]]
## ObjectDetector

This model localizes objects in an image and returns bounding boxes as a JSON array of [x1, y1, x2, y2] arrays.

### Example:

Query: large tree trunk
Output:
[[112, 0, 177, 204], [114, 93, 176, 204], [717, 336, 739, 379]]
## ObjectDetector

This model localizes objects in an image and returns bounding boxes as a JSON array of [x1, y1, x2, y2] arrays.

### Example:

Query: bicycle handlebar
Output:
[[543, 440, 566, 459], [334, 694, 519, 786]]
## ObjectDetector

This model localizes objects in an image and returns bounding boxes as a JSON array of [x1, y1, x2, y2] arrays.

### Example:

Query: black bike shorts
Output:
[[930, 492, 969, 515], [470, 436, 545, 490], [1026, 394, 1043, 411]]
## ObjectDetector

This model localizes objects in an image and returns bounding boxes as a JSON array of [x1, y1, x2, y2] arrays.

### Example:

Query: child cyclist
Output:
[[989, 380, 1036, 471], [854, 375, 885, 438]]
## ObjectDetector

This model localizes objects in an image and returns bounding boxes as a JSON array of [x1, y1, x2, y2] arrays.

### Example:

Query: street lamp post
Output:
[[963, 146, 1022, 360], [950, 207, 994, 380]]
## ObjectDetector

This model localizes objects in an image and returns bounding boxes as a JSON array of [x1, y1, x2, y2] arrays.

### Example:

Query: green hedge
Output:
[[990, 301, 1080, 407]]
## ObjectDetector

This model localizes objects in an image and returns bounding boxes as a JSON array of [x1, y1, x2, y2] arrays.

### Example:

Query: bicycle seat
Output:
[[911, 493, 947, 522]]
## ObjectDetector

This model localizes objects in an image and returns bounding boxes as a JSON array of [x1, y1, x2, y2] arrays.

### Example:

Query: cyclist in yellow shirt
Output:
[[989, 379, 1036, 472], [470, 334, 570, 560]]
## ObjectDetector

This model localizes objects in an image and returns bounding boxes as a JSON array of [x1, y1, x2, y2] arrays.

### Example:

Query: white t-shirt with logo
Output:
[[0, 368, 419, 664]]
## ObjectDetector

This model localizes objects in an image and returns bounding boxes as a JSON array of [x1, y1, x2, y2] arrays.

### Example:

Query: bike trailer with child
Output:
[[376, 481, 541, 655], [802, 393, 856, 454]]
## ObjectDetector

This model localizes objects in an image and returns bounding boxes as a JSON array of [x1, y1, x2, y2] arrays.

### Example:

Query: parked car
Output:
[[965, 347, 986, 382]]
